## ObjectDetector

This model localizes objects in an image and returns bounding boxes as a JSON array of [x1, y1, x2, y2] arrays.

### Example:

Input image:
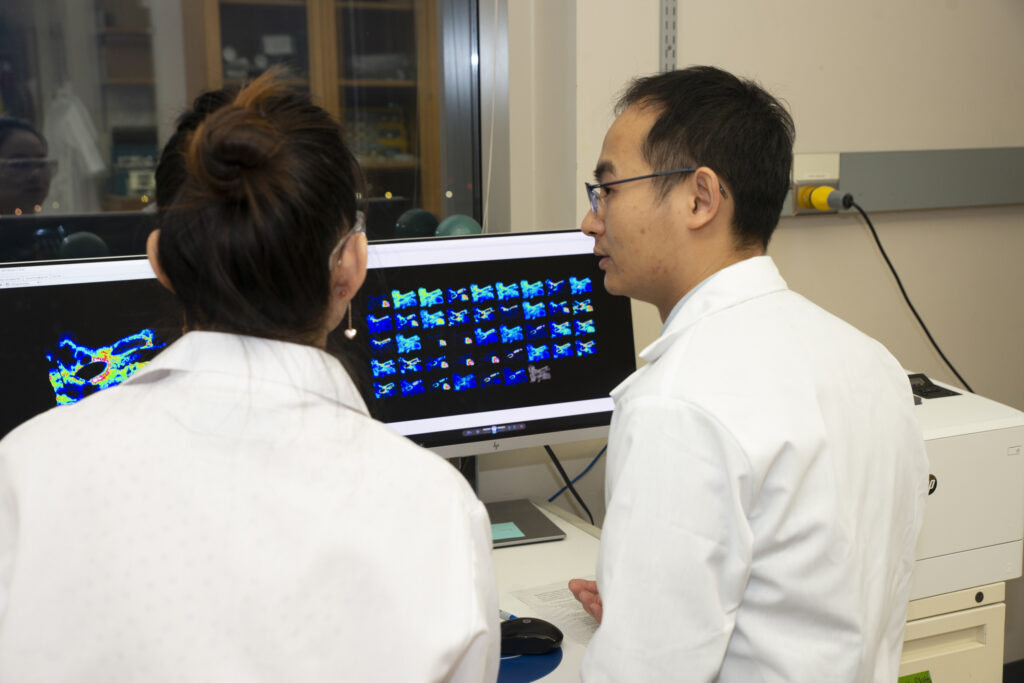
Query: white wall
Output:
[[678, 1, 1024, 153], [479, 0, 1024, 662]]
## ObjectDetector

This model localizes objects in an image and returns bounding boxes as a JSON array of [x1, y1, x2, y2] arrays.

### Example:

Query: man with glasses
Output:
[[569, 66, 928, 681]]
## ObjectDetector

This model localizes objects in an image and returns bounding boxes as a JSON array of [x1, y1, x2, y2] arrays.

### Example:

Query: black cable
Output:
[[549, 445, 606, 503], [544, 445, 594, 525], [849, 199, 974, 393]]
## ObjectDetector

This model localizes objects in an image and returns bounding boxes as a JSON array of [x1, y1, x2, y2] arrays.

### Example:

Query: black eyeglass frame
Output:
[[584, 167, 728, 215]]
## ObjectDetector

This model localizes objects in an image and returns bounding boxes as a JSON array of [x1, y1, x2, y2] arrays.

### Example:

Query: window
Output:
[[0, 0, 480, 259]]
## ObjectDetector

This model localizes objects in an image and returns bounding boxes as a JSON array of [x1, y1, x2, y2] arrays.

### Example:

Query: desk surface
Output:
[[491, 500, 601, 682], [493, 501, 1013, 682]]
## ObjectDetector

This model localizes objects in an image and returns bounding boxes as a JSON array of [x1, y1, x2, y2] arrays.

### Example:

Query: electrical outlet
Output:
[[792, 153, 840, 214], [793, 180, 840, 214]]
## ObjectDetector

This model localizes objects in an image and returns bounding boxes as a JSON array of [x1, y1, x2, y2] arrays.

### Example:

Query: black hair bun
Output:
[[188, 106, 282, 201]]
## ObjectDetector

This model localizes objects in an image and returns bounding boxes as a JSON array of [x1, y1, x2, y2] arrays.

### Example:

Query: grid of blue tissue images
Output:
[[365, 274, 598, 402]]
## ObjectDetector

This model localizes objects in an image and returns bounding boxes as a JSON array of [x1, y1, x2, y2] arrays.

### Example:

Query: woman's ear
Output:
[[146, 229, 175, 293], [330, 230, 367, 302], [320, 230, 368, 343]]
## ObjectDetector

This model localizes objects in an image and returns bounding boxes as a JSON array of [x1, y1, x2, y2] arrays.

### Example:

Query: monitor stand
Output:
[[450, 455, 479, 493]]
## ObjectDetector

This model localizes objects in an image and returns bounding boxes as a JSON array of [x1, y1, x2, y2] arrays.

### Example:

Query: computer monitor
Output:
[[352, 229, 637, 457], [0, 230, 638, 456], [0, 256, 180, 438]]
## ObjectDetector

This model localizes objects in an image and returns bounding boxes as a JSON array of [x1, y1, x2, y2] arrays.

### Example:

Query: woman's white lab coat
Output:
[[0, 331, 499, 682]]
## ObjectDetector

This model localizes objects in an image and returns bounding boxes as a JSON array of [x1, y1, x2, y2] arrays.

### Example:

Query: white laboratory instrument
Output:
[[900, 375, 1024, 681]]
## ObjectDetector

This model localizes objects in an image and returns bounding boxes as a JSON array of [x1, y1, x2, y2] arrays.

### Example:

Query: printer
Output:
[[899, 374, 1024, 681], [910, 374, 1024, 598]]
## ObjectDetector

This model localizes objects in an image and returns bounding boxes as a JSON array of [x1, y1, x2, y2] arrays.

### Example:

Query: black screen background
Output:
[[0, 274, 181, 438], [349, 246, 636, 444]]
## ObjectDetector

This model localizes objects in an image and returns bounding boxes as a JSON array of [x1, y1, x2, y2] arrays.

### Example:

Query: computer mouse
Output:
[[500, 617, 564, 655]]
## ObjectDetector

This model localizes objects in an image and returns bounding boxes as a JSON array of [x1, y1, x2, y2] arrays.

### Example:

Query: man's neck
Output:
[[658, 246, 764, 321]]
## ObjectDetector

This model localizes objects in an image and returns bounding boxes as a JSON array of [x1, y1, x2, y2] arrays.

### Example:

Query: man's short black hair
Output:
[[617, 66, 795, 249]]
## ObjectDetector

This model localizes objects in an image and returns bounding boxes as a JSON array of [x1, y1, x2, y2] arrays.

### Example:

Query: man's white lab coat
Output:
[[0, 331, 499, 682], [582, 256, 928, 682]]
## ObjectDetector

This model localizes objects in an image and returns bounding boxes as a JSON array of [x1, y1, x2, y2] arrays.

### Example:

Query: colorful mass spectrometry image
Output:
[[367, 273, 598, 402], [45, 329, 166, 405]]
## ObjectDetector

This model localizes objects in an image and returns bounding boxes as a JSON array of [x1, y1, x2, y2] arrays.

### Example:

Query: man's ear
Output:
[[687, 166, 725, 230], [146, 229, 175, 293], [330, 230, 368, 301]]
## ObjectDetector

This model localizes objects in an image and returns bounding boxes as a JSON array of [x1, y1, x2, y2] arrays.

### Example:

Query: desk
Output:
[[489, 499, 1000, 682], [491, 500, 600, 682]]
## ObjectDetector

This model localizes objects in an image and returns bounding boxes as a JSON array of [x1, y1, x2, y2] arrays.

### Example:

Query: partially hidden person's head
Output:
[[0, 117, 55, 215], [615, 66, 794, 251], [148, 70, 367, 347], [155, 88, 236, 208]]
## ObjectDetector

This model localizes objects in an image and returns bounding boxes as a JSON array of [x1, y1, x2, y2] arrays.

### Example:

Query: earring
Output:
[[343, 303, 357, 339]]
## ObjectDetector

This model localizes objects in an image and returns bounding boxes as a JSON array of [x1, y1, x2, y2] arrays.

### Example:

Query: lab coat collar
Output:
[[611, 255, 788, 398], [126, 330, 369, 415]]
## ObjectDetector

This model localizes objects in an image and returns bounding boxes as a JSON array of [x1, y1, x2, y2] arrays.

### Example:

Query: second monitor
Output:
[[353, 229, 637, 457]]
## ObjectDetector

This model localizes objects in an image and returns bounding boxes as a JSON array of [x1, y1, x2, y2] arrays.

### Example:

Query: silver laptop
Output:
[[486, 499, 567, 548]]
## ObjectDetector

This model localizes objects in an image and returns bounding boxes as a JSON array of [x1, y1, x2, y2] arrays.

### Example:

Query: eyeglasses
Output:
[[584, 167, 729, 215], [0, 158, 58, 177], [327, 211, 366, 268]]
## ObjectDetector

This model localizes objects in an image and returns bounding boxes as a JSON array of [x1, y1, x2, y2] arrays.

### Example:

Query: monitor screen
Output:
[[0, 257, 180, 438], [0, 230, 637, 456], [352, 229, 636, 456]]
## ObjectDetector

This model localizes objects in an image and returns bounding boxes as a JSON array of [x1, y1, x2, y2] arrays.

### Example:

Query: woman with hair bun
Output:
[[0, 72, 499, 682]]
